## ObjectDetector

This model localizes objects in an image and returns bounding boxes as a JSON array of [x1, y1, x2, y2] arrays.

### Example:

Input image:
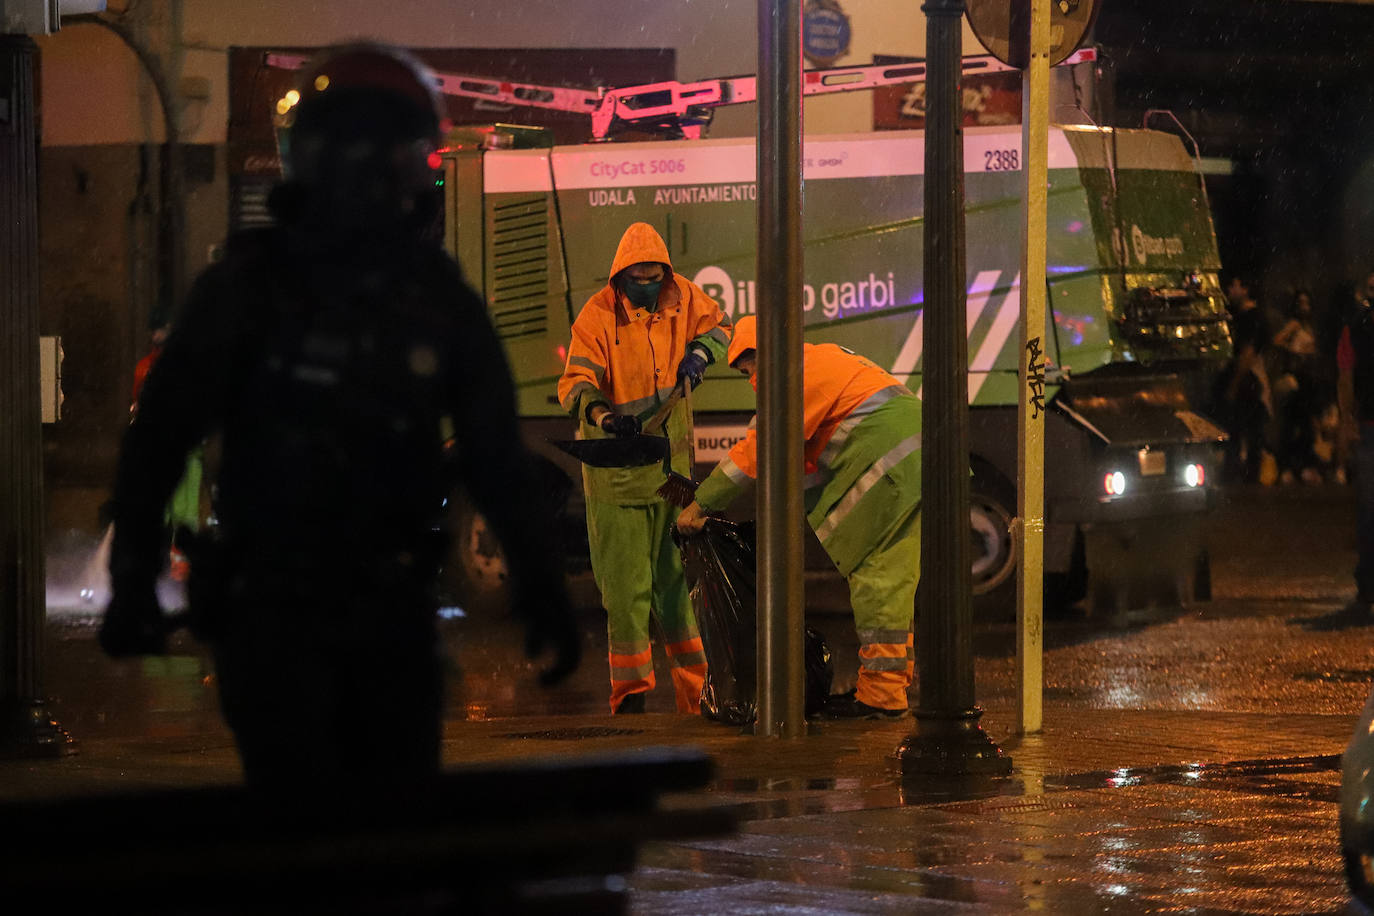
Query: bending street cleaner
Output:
[[676, 316, 923, 719], [557, 222, 731, 714]]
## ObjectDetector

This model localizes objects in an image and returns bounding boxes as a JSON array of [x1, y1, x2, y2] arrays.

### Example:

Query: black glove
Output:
[[677, 350, 709, 389], [99, 586, 168, 658], [600, 412, 642, 438]]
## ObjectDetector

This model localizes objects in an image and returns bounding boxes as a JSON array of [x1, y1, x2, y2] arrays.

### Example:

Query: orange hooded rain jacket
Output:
[[557, 222, 730, 502]]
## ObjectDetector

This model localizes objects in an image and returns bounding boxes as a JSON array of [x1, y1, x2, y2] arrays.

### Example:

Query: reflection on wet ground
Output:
[[41, 484, 1369, 729], [665, 754, 1344, 821], [27, 483, 1365, 912], [36, 601, 1359, 913], [1045, 754, 1341, 800], [45, 591, 1374, 740], [632, 750, 1349, 914]]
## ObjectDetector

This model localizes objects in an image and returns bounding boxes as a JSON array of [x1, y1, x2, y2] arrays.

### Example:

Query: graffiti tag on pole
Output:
[[1026, 336, 1046, 420]]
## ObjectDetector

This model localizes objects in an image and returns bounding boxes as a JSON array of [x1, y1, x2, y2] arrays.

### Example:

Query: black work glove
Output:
[[600, 412, 642, 438], [677, 350, 709, 389], [99, 585, 168, 658]]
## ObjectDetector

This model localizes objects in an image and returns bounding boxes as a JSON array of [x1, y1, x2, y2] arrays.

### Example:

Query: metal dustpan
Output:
[[551, 434, 670, 468], [551, 383, 684, 468]]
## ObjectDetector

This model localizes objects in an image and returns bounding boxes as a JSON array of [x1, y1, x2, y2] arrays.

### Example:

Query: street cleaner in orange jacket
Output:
[[676, 316, 923, 719], [557, 222, 731, 714]]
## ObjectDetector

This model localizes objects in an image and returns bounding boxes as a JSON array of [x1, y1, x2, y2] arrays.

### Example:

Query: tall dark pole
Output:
[[0, 36, 73, 757], [755, 0, 806, 738], [895, 1, 1009, 776]]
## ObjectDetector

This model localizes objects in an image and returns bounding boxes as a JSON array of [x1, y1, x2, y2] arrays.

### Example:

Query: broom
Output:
[[656, 380, 700, 508]]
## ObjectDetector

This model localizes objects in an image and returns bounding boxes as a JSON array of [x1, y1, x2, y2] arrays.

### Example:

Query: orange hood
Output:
[[609, 222, 672, 280], [727, 315, 757, 367]]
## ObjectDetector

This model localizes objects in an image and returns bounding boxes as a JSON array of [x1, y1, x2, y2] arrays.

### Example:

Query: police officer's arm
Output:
[[103, 263, 238, 654], [446, 279, 580, 682]]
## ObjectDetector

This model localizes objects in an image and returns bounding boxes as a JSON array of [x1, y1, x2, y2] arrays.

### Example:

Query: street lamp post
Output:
[[755, 0, 807, 739], [895, 0, 1010, 777]]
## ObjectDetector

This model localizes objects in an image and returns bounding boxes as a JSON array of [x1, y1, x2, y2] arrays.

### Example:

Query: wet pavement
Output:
[[10, 482, 1372, 913]]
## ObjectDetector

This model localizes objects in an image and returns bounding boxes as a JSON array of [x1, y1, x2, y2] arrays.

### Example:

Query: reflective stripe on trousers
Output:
[[816, 433, 922, 545], [847, 505, 921, 711], [817, 385, 913, 470], [609, 634, 707, 714], [857, 631, 915, 710], [588, 498, 705, 714]]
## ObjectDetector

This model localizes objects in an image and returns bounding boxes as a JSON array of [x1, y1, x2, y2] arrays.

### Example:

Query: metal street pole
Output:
[[896, 0, 1010, 776], [755, 0, 807, 738], [0, 35, 73, 757], [1016, 0, 1050, 736]]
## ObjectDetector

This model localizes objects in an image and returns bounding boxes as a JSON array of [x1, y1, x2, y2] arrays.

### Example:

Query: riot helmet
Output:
[[274, 42, 447, 236]]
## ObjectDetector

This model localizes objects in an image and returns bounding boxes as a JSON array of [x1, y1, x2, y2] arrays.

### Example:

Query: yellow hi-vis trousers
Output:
[[847, 503, 920, 710], [585, 498, 707, 713]]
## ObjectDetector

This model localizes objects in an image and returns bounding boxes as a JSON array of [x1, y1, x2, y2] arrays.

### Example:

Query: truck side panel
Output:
[[451, 125, 1229, 610], [469, 150, 572, 417]]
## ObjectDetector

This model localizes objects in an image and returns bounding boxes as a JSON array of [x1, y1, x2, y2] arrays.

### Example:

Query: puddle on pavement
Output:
[[643, 756, 1348, 912], [1293, 667, 1374, 683], [701, 755, 1343, 826], [702, 772, 1044, 822], [1045, 753, 1342, 801], [496, 726, 646, 740]]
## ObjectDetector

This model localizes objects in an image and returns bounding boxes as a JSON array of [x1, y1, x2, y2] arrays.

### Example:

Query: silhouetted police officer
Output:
[[100, 43, 579, 788]]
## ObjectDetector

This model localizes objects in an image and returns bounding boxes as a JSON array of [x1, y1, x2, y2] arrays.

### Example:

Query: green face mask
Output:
[[623, 278, 663, 310]]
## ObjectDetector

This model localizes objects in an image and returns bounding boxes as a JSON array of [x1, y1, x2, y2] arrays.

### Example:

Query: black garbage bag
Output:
[[675, 518, 833, 725], [802, 626, 834, 719]]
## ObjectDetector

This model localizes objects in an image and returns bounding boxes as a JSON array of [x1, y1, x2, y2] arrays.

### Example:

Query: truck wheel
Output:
[[447, 455, 574, 612], [450, 508, 509, 613], [970, 461, 1017, 617], [1045, 528, 1088, 614]]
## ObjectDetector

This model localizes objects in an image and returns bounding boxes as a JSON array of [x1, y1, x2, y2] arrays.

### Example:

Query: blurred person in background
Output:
[[129, 324, 203, 581], [1218, 276, 1272, 484], [1271, 289, 1323, 484]]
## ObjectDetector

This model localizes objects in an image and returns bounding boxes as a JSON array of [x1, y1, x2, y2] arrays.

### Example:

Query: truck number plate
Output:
[[1138, 449, 1167, 477]]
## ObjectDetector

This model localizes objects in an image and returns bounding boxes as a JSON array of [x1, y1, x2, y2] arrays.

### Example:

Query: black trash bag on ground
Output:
[[675, 519, 833, 725], [802, 626, 834, 719]]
